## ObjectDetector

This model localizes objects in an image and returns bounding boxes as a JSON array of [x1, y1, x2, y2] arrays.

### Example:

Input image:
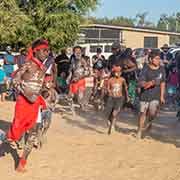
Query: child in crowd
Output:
[[57, 72, 68, 94], [106, 65, 129, 134], [40, 75, 58, 147]]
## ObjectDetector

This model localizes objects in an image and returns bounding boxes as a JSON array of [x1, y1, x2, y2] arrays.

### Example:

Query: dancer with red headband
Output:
[[6, 38, 55, 172]]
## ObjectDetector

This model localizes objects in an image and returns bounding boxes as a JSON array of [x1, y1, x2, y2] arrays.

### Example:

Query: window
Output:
[[144, 37, 158, 48], [101, 29, 120, 39], [81, 28, 121, 43], [90, 46, 103, 53]]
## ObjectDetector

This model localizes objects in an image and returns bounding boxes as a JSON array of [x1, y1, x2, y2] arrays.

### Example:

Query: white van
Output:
[[79, 43, 113, 60]]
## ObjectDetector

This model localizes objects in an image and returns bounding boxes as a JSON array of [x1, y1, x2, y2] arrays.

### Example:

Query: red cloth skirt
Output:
[[7, 95, 46, 141], [70, 79, 86, 94]]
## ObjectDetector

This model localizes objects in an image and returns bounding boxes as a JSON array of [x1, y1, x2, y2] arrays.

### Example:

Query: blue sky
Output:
[[90, 0, 180, 24]]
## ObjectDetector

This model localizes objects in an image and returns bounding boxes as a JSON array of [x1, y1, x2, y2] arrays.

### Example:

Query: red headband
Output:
[[33, 44, 49, 52], [26, 46, 47, 70], [44, 75, 53, 82], [112, 66, 121, 72]]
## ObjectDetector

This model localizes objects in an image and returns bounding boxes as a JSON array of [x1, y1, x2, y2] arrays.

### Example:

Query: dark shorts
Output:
[[105, 96, 124, 119], [0, 84, 6, 94], [105, 96, 124, 117]]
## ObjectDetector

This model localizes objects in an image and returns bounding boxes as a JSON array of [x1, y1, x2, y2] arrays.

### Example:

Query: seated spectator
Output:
[[57, 72, 68, 94], [0, 65, 7, 102], [3, 46, 15, 77]]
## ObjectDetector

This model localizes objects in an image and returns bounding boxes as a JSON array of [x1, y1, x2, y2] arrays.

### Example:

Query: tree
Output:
[[175, 12, 180, 32], [156, 13, 180, 44], [0, 0, 99, 50], [15, 0, 99, 50], [136, 12, 148, 26], [87, 16, 135, 26], [157, 14, 180, 32], [157, 14, 170, 31], [0, 0, 38, 47], [135, 12, 154, 27]]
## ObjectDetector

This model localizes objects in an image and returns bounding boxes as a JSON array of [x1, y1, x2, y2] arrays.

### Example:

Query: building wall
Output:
[[122, 30, 170, 49]]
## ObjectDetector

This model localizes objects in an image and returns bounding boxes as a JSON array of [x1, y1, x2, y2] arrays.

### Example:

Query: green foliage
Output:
[[0, 0, 38, 46], [2, 0, 180, 49], [88, 12, 157, 28], [88, 16, 135, 26], [157, 13, 180, 32], [156, 13, 180, 44], [1, 0, 99, 50], [43, 11, 80, 50], [16, 0, 99, 50]]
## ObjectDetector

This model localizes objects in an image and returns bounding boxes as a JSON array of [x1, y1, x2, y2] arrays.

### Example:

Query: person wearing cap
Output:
[[3, 46, 15, 77], [107, 42, 123, 71], [6, 38, 55, 172], [92, 47, 105, 65], [106, 65, 129, 134], [160, 44, 172, 61], [160, 44, 173, 78]]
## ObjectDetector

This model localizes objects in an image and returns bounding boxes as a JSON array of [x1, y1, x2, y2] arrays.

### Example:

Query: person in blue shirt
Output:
[[0, 65, 7, 101], [3, 46, 15, 77]]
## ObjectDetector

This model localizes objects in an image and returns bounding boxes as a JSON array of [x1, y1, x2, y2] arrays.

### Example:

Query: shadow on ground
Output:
[[0, 120, 11, 132], [58, 102, 180, 147], [0, 119, 19, 169]]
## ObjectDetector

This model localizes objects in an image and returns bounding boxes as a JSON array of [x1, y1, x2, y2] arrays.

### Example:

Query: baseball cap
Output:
[[111, 42, 121, 49]]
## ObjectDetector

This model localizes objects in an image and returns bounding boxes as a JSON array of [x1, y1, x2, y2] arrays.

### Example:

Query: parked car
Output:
[[168, 47, 180, 59]]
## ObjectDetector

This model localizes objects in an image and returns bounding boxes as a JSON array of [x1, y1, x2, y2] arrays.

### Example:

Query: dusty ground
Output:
[[1, 101, 180, 180]]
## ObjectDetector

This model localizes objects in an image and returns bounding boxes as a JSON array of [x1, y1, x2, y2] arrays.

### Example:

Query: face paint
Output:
[[46, 82, 52, 89], [35, 48, 49, 62], [114, 72, 121, 78]]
